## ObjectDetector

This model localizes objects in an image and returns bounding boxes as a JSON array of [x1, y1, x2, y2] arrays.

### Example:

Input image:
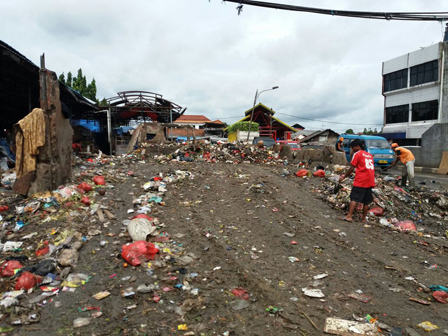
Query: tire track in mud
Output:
[[160, 163, 316, 335], [254, 165, 448, 329], [163, 162, 448, 334]]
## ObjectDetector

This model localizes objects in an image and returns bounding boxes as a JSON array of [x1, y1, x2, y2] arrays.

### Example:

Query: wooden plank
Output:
[[438, 151, 448, 175], [125, 125, 142, 153]]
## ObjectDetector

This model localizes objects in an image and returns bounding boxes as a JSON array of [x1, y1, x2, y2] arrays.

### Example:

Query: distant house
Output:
[[174, 115, 211, 129], [292, 129, 319, 141], [225, 103, 296, 141], [204, 120, 226, 137], [292, 123, 305, 130], [300, 129, 340, 145]]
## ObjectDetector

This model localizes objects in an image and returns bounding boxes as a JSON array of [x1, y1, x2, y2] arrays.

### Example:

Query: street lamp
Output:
[[246, 86, 279, 143]]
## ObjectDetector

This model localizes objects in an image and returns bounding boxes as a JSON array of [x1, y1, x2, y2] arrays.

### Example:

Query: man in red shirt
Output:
[[339, 139, 375, 222]]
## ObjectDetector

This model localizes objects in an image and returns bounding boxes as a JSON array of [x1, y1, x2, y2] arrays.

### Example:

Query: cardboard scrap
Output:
[[324, 317, 380, 335]]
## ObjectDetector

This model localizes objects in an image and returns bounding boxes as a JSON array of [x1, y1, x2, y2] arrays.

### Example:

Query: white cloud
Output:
[[1, 0, 446, 132]]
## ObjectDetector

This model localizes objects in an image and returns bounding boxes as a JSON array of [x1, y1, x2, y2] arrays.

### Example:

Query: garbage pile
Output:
[[148, 142, 290, 165], [309, 166, 448, 236], [0, 153, 212, 332], [0, 171, 16, 190]]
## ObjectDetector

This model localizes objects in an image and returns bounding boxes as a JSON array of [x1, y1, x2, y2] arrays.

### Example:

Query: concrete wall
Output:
[[420, 123, 448, 168], [302, 131, 339, 145], [442, 42, 448, 123], [295, 145, 347, 165], [402, 146, 422, 166], [28, 69, 73, 195]]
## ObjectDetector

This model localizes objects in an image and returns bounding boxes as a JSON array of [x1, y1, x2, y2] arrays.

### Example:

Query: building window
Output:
[[385, 104, 409, 124], [411, 100, 438, 121], [384, 69, 408, 92], [410, 60, 438, 86]]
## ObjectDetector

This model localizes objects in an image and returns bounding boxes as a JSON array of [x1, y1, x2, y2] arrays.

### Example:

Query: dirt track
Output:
[[17, 161, 448, 335]]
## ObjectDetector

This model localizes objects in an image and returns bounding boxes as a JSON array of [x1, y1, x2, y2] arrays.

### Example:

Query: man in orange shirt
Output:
[[335, 137, 344, 152], [387, 143, 415, 190]]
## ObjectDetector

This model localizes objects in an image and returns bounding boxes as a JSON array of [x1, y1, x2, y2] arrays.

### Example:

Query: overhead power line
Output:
[[275, 112, 383, 126], [213, 112, 383, 126], [220, 0, 448, 21]]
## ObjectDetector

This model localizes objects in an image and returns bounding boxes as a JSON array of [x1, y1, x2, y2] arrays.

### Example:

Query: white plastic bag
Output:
[[128, 218, 156, 241]]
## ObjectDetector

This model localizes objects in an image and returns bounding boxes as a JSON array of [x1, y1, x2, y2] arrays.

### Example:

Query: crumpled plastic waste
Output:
[[15, 272, 41, 290], [128, 218, 157, 241], [121, 241, 159, 266]]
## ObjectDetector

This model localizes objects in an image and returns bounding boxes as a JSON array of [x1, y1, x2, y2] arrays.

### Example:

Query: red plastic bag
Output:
[[36, 241, 50, 257], [0, 261, 23, 277], [313, 170, 326, 177], [368, 207, 384, 216], [395, 220, 417, 232], [81, 196, 91, 206], [433, 291, 448, 304], [15, 272, 41, 290], [78, 182, 92, 193], [231, 287, 249, 300], [295, 169, 309, 177], [93, 176, 105, 185], [121, 241, 159, 266], [131, 214, 154, 221]]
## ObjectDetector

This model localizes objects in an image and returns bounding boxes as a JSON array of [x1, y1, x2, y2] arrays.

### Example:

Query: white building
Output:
[[381, 35, 448, 145]]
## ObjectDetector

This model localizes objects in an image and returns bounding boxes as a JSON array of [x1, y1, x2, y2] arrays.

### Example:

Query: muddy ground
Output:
[[12, 160, 448, 335]]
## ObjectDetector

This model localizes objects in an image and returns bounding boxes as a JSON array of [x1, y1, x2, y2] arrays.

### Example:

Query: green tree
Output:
[[63, 69, 99, 101], [72, 69, 87, 95], [58, 72, 66, 84], [86, 78, 97, 101], [67, 72, 73, 87], [373, 128, 378, 134], [82, 76, 87, 95], [363, 128, 368, 134], [99, 97, 108, 107], [345, 129, 354, 134]]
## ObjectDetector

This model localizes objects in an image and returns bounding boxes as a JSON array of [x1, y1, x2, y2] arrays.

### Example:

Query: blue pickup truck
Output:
[[337, 134, 394, 168]]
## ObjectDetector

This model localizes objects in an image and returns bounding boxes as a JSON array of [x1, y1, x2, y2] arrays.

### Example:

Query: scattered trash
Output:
[[348, 292, 372, 303], [265, 306, 281, 314], [302, 288, 325, 298], [395, 221, 417, 232], [121, 241, 159, 266], [61, 274, 90, 288], [15, 272, 40, 290], [92, 175, 106, 185], [433, 291, 448, 303], [417, 321, 439, 332], [92, 291, 110, 300], [230, 287, 249, 300], [231, 300, 250, 311], [0, 261, 23, 278], [409, 297, 430, 305], [324, 317, 379, 335], [73, 317, 92, 328], [128, 218, 157, 241], [368, 207, 384, 216], [178, 324, 188, 331], [295, 169, 309, 177], [313, 170, 326, 177]]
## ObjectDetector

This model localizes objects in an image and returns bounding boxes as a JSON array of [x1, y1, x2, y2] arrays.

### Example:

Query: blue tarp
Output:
[[0, 138, 15, 162], [72, 119, 100, 133]]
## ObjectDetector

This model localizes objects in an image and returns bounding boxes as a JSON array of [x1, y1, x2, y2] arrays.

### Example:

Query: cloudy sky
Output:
[[1, 0, 447, 132]]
